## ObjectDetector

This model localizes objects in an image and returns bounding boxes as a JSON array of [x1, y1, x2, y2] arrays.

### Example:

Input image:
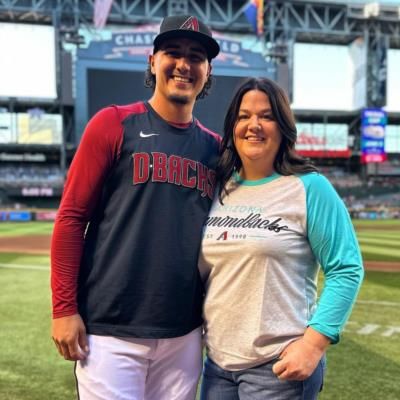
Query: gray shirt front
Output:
[[199, 173, 363, 371]]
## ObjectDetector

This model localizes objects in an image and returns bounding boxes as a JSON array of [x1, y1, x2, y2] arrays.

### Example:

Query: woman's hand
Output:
[[272, 327, 330, 381]]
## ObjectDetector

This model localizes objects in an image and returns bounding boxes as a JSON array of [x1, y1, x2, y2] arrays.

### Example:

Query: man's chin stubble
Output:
[[168, 94, 190, 105]]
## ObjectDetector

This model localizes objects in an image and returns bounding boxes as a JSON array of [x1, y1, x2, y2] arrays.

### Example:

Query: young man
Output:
[[51, 15, 220, 400]]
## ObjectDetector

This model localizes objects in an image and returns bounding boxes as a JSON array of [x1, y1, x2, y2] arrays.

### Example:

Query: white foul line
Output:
[[357, 299, 400, 307], [0, 263, 49, 271]]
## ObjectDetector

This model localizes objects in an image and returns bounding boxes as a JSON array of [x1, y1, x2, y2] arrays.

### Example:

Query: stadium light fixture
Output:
[[363, 2, 380, 18]]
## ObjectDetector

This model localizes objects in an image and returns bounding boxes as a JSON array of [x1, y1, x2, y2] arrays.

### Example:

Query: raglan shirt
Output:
[[198, 172, 364, 371], [51, 101, 221, 338]]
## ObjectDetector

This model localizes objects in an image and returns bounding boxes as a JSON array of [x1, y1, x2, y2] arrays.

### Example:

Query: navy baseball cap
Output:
[[153, 15, 220, 60]]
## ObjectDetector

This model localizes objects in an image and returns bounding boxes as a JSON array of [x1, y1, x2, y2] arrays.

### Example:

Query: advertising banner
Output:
[[8, 211, 32, 222], [17, 111, 62, 145], [0, 111, 62, 145], [35, 211, 57, 221], [78, 24, 272, 73], [296, 123, 351, 158], [361, 108, 387, 163], [20, 187, 56, 197]]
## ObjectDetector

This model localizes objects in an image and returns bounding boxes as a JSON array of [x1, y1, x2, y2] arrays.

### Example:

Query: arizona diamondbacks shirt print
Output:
[[199, 172, 363, 370]]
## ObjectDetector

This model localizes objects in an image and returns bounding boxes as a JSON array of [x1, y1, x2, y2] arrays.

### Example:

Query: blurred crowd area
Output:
[[0, 164, 64, 189], [321, 167, 400, 219], [0, 164, 399, 219]]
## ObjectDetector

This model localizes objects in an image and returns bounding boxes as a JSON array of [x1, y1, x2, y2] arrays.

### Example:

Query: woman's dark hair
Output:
[[144, 64, 213, 100], [217, 77, 318, 203]]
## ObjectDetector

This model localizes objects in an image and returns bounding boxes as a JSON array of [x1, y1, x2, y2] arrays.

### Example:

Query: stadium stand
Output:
[[0, 0, 399, 218]]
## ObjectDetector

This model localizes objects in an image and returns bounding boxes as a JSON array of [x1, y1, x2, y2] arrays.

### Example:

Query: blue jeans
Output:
[[200, 356, 326, 400]]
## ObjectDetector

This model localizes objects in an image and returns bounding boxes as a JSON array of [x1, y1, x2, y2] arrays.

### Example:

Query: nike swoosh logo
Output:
[[140, 131, 160, 138]]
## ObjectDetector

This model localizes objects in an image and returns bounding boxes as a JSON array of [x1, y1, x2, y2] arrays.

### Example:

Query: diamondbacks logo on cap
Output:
[[180, 16, 200, 32]]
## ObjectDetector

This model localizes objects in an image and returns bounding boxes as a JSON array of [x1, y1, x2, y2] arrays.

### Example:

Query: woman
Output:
[[198, 77, 364, 400]]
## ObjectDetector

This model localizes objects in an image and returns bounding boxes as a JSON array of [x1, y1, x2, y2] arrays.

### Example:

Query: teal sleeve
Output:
[[300, 173, 364, 344]]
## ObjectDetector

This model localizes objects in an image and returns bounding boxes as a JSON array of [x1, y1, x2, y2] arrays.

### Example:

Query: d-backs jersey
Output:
[[52, 101, 221, 338]]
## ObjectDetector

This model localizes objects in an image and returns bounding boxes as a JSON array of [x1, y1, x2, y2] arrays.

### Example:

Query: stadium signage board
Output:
[[78, 24, 271, 71], [361, 108, 387, 163], [0, 152, 47, 162], [295, 123, 351, 158], [0, 23, 56, 99], [0, 112, 62, 145], [21, 187, 54, 197]]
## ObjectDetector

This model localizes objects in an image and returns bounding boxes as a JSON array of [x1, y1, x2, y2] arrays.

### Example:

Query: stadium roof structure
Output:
[[0, 0, 399, 42], [306, 0, 400, 5]]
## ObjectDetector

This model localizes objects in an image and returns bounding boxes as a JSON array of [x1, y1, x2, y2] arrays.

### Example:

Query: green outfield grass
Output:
[[353, 219, 400, 262], [352, 219, 400, 229], [0, 253, 76, 400], [0, 221, 399, 399], [0, 222, 54, 237], [0, 254, 399, 400]]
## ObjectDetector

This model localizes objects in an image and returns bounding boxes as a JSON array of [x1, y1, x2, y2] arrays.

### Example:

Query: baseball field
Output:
[[0, 220, 399, 400]]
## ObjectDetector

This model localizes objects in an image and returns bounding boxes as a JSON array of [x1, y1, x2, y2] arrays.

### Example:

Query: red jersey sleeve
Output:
[[51, 106, 123, 318]]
